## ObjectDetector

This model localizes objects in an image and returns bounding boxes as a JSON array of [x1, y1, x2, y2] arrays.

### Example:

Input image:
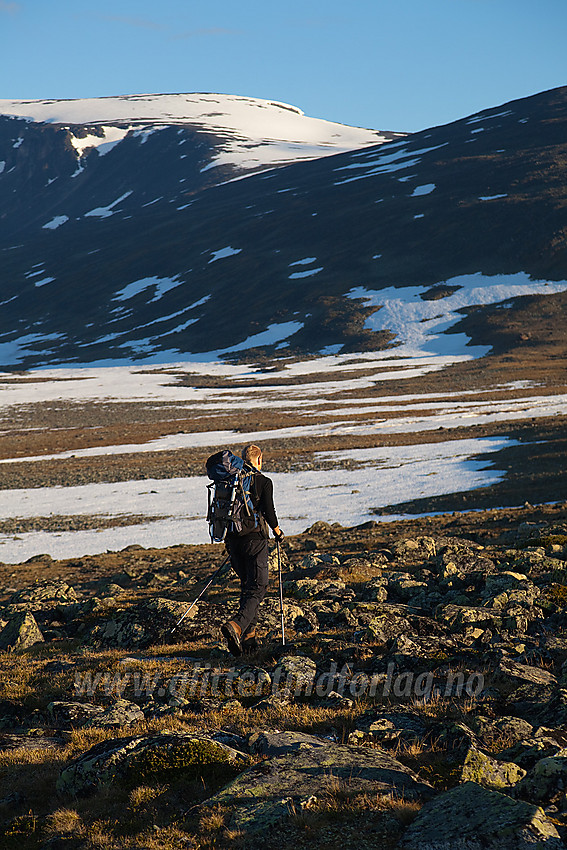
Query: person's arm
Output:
[[256, 475, 281, 535]]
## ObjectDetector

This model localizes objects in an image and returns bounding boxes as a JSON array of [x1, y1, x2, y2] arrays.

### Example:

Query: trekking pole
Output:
[[277, 537, 286, 646], [171, 555, 231, 633]]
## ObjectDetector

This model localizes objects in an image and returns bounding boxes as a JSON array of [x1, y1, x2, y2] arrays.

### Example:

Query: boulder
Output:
[[516, 754, 567, 805], [348, 710, 427, 747], [468, 715, 534, 747], [81, 699, 144, 728], [272, 654, 317, 696], [57, 732, 248, 795], [4, 580, 78, 614], [400, 781, 564, 849], [459, 745, 526, 790], [86, 596, 199, 649], [0, 611, 44, 652], [47, 701, 106, 727], [248, 731, 331, 756], [206, 744, 433, 834]]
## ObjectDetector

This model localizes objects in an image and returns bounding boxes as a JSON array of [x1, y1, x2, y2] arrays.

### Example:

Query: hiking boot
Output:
[[221, 620, 242, 656], [242, 629, 259, 653]]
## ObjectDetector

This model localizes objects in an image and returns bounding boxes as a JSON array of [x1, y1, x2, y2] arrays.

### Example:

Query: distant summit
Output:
[[0, 92, 402, 178]]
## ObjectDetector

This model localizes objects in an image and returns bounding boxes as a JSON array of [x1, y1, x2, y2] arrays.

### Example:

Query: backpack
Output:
[[205, 450, 262, 542]]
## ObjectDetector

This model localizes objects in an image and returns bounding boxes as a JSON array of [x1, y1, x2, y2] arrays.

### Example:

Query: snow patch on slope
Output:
[[70, 125, 130, 157], [349, 273, 567, 358]]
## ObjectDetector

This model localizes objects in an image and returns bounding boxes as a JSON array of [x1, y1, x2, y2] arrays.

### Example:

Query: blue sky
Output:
[[1, 0, 566, 132]]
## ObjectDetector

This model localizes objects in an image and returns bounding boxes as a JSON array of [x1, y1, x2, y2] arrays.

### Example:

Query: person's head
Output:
[[243, 444, 262, 470]]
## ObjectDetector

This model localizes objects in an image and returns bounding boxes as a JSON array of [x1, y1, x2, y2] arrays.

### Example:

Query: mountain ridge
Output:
[[1, 86, 566, 369]]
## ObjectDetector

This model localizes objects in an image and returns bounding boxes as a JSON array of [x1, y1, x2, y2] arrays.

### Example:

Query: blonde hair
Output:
[[242, 444, 262, 466]]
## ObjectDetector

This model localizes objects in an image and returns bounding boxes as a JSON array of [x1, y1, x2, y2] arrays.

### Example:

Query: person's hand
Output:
[[274, 527, 284, 541]]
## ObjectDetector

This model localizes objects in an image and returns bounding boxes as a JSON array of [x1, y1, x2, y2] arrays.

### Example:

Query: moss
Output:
[[538, 534, 567, 548], [548, 583, 567, 605], [127, 738, 238, 783]]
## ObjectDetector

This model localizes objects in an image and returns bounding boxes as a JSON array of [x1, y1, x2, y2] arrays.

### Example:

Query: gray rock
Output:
[[48, 701, 106, 727], [468, 715, 534, 747], [248, 730, 331, 756], [4, 580, 78, 613], [87, 596, 199, 648], [459, 745, 526, 790], [0, 611, 44, 652], [516, 753, 567, 805], [206, 744, 433, 834], [348, 710, 427, 747], [272, 654, 317, 695], [81, 699, 144, 728], [400, 781, 564, 849], [57, 732, 248, 795], [496, 659, 557, 687]]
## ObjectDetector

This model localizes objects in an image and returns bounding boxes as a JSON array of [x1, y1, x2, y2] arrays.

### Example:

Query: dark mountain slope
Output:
[[1, 86, 566, 368]]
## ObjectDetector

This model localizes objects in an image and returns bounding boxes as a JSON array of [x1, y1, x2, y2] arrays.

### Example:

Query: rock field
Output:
[[1, 502, 567, 848]]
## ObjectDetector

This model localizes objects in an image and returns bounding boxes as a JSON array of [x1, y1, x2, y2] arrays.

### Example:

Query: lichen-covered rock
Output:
[[4, 580, 78, 614], [348, 710, 427, 747], [81, 699, 144, 728], [400, 781, 564, 849], [47, 701, 106, 727], [248, 731, 331, 756], [206, 744, 433, 834], [57, 732, 248, 795], [516, 754, 567, 805], [0, 611, 44, 652], [468, 715, 534, 747], [86, 596, 199, 648], [273, 654, 317, 695], [460, 745, 526, 789], [436, 603, 503, 634]]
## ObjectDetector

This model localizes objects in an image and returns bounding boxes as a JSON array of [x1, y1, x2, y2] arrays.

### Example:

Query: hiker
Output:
[[221, 444, 283, 655]]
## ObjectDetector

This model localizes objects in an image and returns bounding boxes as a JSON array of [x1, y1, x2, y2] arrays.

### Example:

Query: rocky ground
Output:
[[0, 285, 566, 847], [1, 501, 567, 849]]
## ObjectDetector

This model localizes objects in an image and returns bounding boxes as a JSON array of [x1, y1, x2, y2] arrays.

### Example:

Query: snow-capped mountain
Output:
[[0, 87, 566, 369], [0, 92, 400, 194]]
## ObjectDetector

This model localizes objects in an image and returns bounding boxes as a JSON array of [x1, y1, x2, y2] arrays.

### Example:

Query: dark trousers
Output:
[[226, 534, 269, 635]]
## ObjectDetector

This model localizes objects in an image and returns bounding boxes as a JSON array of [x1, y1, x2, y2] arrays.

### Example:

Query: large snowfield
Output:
[[0, 93, 396, 171]]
